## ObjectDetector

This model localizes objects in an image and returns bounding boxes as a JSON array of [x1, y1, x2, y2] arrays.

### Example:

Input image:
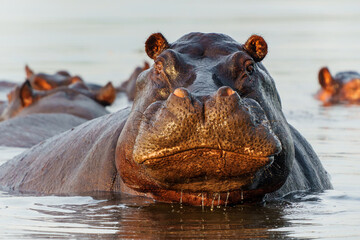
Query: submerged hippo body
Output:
[[0, 33, 332, 205], [316, 67, 360, 105]]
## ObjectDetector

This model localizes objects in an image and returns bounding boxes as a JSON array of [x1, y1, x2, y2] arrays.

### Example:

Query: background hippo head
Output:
[[0, 80, 108, 121], [0, 81, 41, 120], [117, 62, 150, 101], [316, 67, 360, 105], [25, 65, 83, 90], [116, 32, 295, 206]]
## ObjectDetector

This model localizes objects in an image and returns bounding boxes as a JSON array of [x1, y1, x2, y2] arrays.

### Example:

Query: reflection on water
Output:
[[1, 190, 359, 239], [0, 191, 293, 239], [1, 0, 360, 239]]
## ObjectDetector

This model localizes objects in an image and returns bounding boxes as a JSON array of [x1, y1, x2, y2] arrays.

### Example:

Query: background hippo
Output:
[[1, 80, 109, 121], [25, 65, 83, 90], [0, 32, 332, 206], [316, 67, 360, 105], [117, 62, 150, 101], [26, 65, 117, 106], [0, 80, 109, 147], [0, 80, 18, 116]]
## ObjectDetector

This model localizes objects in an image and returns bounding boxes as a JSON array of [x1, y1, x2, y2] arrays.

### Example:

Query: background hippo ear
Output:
[[70, 76, 83, 84], [145, 33, 169, 60], [20, 80, 33, 107], [318, 67, 334, 89], [95, 82, 116, 106], [244, 35, 268, 62], [25, 65, 34, 78]]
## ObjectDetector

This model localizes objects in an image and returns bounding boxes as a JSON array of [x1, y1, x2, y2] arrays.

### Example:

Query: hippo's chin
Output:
[[137, 148, 274, 193], [149, 188, 268, 206]]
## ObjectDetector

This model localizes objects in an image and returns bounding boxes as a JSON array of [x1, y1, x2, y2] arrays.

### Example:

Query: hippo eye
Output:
[[245, 61, 255, 75], [154, 60, 164, 74]]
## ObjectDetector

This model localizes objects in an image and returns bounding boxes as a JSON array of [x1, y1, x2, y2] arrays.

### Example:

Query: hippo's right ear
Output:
[[20, 80, 34, 107], [318, 67, 334, 89], [244, 35, 268, 62], [145, 33, 169, 60]]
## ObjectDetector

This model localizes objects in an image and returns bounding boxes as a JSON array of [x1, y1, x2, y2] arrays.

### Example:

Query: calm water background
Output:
[[0, 0, 360, 239]]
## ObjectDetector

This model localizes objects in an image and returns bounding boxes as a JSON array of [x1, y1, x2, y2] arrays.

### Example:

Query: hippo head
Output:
[[116, 33, 294, 206], [25, 65, 83, 90], [317, 67, 360, 104]]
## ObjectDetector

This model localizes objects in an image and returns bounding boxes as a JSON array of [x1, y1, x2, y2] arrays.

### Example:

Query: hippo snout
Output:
[[131, 86, 281, 191], [133, 85, 281, 161]]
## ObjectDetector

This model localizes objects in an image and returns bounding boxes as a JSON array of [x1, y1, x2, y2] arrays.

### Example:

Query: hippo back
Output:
[[0, 113, 87, 148], [0, 107, 130, 194]]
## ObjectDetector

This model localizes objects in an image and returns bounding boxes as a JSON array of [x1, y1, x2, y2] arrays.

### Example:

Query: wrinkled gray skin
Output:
[[0, 33, 332, 205]]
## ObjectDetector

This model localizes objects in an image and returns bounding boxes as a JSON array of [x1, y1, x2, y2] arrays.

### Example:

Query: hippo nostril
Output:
[[173, 88, 189, 98], [217, 86, 236, 97]]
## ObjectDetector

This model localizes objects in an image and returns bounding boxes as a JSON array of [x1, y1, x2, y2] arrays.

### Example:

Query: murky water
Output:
[[1, 0, 360, 239]]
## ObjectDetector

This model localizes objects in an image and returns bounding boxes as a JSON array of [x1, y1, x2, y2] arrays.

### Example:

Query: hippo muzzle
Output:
[[133, 86, 281, 193]]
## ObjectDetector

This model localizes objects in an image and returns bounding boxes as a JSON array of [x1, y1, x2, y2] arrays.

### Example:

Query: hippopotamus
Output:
[[0, 113, 87, 147], [117, 62, 150, 100], [316, 67, 360, 105], [25, 65, 83, 90], [25, 65, 116, 106], [0, 80, 110, 147], [68, 81, 116, 106], [0, 33, 332, 206], [1, 80, 109, 121], [0, 81, 18, 115]]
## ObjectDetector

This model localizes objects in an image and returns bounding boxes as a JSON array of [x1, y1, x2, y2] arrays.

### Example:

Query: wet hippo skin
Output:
[[0, 33, 332, 206], [316, 67, 360, 105]]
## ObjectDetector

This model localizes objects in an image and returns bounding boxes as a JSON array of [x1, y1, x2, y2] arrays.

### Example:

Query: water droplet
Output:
[[241, 189, 244, 203], [210, 194, 216, 211], [201, 192, 204, 212], [224, 191, 230, 210], [217, 193, 221, 208], [180, 190, 183, 209]]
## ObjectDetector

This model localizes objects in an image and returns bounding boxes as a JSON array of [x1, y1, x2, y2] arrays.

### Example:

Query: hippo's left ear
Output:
[[244, 35, 268, 62], [20, 80, 34, 107], [145, 33, 169, 60]]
